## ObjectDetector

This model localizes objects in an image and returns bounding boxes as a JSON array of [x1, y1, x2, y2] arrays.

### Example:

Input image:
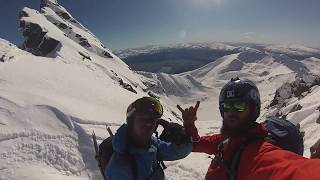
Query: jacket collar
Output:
[[219, 123, 268, 160], [112, 124, 158, 155], [223, 122, 268, 141]]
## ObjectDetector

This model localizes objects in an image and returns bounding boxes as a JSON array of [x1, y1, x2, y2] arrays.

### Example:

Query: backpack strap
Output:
[[145, 134, 166, 180], [127, 134, 166, 180], [218, 135, 265, 180], [224, 143, 247, 180], [155, 130, 167, 170]]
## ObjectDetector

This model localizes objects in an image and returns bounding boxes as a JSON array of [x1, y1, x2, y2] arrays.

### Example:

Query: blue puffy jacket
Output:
[[105, 124, 192, 180]]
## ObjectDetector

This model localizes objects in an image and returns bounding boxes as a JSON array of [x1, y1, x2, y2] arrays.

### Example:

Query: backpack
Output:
[[262, 116, 304, 155], [92, 130, 111, 180], [223, 116, 304, 180], [98, 136, 113, 173]]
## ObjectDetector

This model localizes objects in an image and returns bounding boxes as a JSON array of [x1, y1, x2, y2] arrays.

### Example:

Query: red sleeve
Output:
[[239, 141, 320, 180], [184, 123, 223, 155], [192, 134, 224, 155]]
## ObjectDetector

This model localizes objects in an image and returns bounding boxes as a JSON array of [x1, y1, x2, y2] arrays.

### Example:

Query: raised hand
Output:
[[177, 101, 200, 127]]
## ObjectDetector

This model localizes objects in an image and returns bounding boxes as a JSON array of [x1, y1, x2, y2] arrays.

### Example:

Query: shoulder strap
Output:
[[145, 136, 166, 180], [224, 135, 265, 180], [224, 143, 246, 180], [155, 131, 167, 170], [127, 136, 166, 180]]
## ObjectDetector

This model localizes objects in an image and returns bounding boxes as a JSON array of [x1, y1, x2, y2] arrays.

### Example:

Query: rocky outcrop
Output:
[[78, 37, 91, 48], [78, 51, 91, 61], [20, 19, 59, 56], [270, 74, 320, 108], [110, 70, 137, 94], [103, 51, 113, 58], [0, 55, 14, 62]]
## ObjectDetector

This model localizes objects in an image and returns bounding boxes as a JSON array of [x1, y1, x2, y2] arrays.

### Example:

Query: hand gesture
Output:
[[177, 101, 200, 127]]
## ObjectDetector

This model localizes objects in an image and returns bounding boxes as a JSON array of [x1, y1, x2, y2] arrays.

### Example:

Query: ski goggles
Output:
[[134, 97, 163, 118], [222, 102, 246, 112]]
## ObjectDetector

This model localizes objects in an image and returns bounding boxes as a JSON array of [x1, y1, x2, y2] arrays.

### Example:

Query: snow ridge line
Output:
[[0, 130, 77, 143], [35, 105, 74, 130], [70, 116, 121, 126]]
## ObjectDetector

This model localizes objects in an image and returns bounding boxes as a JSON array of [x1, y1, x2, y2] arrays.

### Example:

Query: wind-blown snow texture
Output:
[[1, 0, 320, 179]]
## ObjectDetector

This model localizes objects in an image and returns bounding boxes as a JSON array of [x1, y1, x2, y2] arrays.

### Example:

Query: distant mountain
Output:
[[115, 43, 240, 74], [115, 43, 320, 74], [265, 44, 320, 60]]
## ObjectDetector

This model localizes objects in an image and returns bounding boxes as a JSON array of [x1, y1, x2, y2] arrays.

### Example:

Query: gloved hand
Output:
[[157, 119, 190, 145]]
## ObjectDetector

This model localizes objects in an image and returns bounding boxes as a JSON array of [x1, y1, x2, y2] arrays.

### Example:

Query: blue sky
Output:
[[1, 0, 319, 50]]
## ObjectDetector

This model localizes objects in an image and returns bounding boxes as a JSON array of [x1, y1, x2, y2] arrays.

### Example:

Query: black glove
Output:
[[157, 119, 191, 145]]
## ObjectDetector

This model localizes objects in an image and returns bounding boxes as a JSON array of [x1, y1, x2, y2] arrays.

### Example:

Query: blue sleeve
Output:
[[157, 140, 192, 161]]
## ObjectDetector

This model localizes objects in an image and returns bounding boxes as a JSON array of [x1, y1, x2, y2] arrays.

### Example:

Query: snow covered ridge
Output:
[[20, 0, 113, 59], [138, 71, 209, 97], [16, 0, 153, 97], [0, 38, 30, 62], [270, 74, 320, 109], [265, 44, 320, 59]]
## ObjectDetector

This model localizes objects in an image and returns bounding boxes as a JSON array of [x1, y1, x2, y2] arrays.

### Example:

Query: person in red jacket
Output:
[[178, 77, 320, 180]]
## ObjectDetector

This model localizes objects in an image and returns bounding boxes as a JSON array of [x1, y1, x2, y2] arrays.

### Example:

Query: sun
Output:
[[191, 0, 224, 7]]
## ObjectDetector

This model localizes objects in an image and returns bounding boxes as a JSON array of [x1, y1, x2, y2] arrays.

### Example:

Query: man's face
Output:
[[131, 112, 157, 146], [221, 102, 253, 137]]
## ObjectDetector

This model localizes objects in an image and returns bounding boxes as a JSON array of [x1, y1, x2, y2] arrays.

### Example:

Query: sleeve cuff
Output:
[[185, 124, 200, 142]]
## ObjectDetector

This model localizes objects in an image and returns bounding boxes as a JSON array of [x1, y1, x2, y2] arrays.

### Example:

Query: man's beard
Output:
[[220, 119, 254, 137]]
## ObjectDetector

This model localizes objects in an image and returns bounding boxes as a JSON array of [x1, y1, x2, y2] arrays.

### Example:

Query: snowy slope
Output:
[[0, 36, 203, 179], [2, 0, 320, 180]]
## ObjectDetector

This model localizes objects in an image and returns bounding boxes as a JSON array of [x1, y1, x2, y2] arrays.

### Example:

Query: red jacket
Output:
[[189, 123, 320, 180]]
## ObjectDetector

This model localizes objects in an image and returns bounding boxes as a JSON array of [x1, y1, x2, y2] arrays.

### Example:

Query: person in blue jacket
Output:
[[105, 97, 192, 180]]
